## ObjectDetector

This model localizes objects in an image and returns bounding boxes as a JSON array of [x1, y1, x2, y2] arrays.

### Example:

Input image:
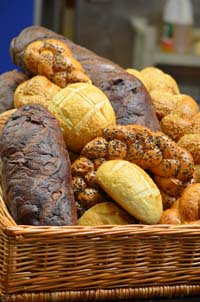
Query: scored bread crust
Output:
[[96, 160, 163, 225]]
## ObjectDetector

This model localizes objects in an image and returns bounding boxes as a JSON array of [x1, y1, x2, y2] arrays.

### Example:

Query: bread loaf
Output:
[[0, 69, 28, 113], [159, 183, 200, 224], [178, 133, 200, 164], [71, 124, 194, 216], [96, 160, 163, 224], [0, 109, 16, 133], [14, 75, 61, 109], [48, 82, 116, 153], [0, 104, 77, 226], [78, 201, 137, 226], [140, 67, 180, 94], [10, 25, 160, 132]]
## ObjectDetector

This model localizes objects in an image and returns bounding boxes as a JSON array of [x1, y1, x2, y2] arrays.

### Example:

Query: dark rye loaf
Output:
[[10, 25, 160, 132], [0, 104, 77, 226], [0, 69, 28, 113]]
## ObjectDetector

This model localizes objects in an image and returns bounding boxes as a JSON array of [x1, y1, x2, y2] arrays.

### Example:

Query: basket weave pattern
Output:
[[1, 192, 200, 301]]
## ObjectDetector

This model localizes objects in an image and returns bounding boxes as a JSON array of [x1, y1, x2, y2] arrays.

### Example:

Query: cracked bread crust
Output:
[[0, 104, 77, 226]]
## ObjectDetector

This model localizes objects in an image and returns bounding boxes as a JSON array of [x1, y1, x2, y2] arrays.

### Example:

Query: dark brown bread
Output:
[[10, 26, 160, 132], [0, 69, 28, 113], [0, 104, 77, 226]]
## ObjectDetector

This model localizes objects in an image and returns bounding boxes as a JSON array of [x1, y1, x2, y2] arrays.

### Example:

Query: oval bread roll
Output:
[[96, 160, 163, 224]]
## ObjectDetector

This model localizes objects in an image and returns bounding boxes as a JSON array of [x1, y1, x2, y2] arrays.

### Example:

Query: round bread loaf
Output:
[[14, 75, 61, 109], [48, 82, 116, 153], [159, 183, 200, 225], [140, 67, 180, 94], [96, 160, 163, 224], [178, 133, 200, 164], [160, 113, 193, 142]]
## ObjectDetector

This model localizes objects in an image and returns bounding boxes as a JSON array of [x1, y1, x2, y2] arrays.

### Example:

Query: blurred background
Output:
[[1, 0, 200, 102]]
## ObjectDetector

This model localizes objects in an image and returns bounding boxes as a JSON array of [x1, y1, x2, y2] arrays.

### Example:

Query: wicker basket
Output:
[[1, 190, 200, 302]]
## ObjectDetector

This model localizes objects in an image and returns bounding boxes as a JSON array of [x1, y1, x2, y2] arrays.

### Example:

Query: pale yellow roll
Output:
[[78, 202, 137, 226], [96, 160, 163, 224], [48, 82, 116, 153]]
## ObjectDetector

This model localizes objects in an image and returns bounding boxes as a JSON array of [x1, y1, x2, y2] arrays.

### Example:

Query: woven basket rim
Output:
[[3, 223, 200, 237], [1, 186, 200, 236]]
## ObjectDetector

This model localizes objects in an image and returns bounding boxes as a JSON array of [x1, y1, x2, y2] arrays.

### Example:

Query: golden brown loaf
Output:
[[48, 82, 116, 153], [159, 183, 200, 224], [71, 124, 194, 216], [133, 67, 200, 158], [140, 67, 180, 94], [194, 165, 200, 183], [149, 90, 178, 120], [172, 94, 199, 118], [96, 160, 163, 224], [0, 109, 16, 134], [178, 133, 200, 164], [150, 91, 198, 122], [14, 75, 61, 109], [78, 201, 137, 226], [191, 112, 200, 133], [160, 114, 193, 142], [24, 39, 90, 87]]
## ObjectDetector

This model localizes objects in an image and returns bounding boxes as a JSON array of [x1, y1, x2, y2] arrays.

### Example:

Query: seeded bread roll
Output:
[[96, 160, 163, 224], [0, 104, 77, 226]]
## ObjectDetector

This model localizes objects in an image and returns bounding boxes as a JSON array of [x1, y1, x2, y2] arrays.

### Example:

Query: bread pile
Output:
[[0, 25, 199, 226], [127, 67, 200, 183]]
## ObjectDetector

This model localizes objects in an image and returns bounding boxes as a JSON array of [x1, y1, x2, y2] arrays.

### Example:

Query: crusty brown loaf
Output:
[[0, 69, 28, 113], [0, 109, 16, 134], [0, 104, 77, 226], [10, 25, 160, 132], [71, 124, 194, 216]]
